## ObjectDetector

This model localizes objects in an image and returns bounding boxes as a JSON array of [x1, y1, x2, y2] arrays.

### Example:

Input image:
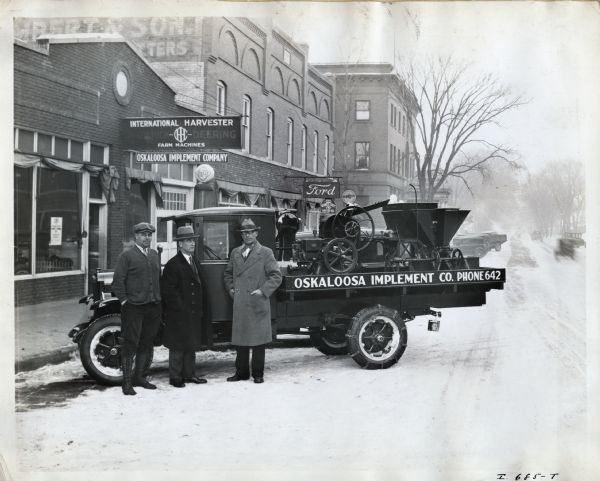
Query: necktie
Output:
[[144, 248, 148, 256], [243, 248, 250, 259], [190, 258, 200, 280]]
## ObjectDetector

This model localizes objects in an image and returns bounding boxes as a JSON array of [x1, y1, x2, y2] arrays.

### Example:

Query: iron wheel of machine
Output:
[[348, 305, 407, 369], [322, 238, 358, 274], [79, 314, 123, 385]]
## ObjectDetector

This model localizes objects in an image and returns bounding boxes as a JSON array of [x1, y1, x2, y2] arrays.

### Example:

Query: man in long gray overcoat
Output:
[[161, 225, 208, 388], [223, 217, 282, 383]]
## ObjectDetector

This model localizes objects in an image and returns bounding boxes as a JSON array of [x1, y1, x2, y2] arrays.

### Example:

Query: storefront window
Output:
[[17, 129, 34, 152], [14, 167, 32, 275], [55, 137, 69, 159], [90, 144, 105, 164], [37, 134, 52, 155], [71, 141, 84, 162], [35, 168, 82, 273]]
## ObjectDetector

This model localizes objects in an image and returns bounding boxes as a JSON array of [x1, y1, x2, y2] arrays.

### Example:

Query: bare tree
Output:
[[522, 160, 585, 239], [401, 57, 525, 201]]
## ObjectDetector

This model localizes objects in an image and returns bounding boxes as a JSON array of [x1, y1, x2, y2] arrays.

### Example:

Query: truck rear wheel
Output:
[[79, 314, 123, 386], [348, 305, 407, 369], [310, 324, 349, 355]]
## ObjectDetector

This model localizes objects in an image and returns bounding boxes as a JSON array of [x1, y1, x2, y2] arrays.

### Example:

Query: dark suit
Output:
[[112, 245, 162, 388], [161, 251, 205, 382]]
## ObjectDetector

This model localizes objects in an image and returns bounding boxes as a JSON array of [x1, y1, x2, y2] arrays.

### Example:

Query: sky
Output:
[[2, 1, 599, 174], [269, 2, 599, 173]]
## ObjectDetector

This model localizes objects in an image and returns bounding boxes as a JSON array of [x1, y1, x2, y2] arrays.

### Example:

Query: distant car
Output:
[[451, 231, 508, 257], [563, 232, 585, 248], [554, 232, 585, 259]]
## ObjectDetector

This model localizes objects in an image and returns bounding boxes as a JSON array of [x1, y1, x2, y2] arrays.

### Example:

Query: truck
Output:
[[69, 200, 506, 384]]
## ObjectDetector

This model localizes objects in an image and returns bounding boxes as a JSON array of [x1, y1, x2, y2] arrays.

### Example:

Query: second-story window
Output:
[[355, 141, 370, 169], [217, 81, 226, 116], [301, 125, 307, 169], [313, 131, 319, 172], [287, 118, 294, 165], [283, 48, 291, 65], [266, 108, 274, 160], [242, 95, 251, 153], [356, 100, 370, 121]]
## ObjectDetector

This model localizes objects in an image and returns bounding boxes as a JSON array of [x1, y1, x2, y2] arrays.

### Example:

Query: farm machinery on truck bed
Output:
[[69, 200, 505, 384]]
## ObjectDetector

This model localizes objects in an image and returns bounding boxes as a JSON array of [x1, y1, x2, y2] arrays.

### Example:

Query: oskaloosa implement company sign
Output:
[[122, 116, 241, 163], [284, 268, 506, 291]]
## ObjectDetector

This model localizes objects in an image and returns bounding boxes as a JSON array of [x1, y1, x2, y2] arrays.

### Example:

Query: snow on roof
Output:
[[36, 33, 125, 44]]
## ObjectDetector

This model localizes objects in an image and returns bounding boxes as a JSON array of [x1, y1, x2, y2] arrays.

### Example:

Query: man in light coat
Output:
[[112, 222, 162, 396], [161, 225, 208, 388], [223, 218, 282, 383]]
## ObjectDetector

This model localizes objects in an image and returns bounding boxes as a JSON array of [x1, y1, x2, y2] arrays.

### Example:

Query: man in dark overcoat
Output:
[[161, 225, 208, 388], [223, 218, 282, 383], [112, 222, 162, 396]]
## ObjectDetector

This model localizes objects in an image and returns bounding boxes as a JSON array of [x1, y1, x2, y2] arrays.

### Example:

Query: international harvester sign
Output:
[[122, 116, 241, 162]]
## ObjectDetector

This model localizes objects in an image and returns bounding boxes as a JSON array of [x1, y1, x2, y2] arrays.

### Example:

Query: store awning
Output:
[[15, 152, 120, 203], [125, 167, 164, 206], [269, 188, 303, 201], [216, 180, 266, 196]]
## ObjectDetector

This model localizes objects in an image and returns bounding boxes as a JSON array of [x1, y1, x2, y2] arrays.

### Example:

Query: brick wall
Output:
[[15, 275, 85, 306]]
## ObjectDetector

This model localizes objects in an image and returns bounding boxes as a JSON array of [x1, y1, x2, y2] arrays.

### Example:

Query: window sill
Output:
[[15, 270, 85, 280]]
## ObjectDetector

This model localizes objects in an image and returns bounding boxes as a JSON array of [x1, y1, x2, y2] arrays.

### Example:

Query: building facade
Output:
[[13, 17, 335, 305], [13, 34, 203, 305], [314, 63, 419, 226]]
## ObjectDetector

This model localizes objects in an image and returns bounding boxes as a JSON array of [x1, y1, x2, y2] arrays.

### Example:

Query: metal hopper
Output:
[[382, 203, 469, 248]]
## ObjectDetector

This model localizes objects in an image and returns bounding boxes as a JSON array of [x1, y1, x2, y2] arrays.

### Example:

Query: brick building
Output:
[[314, 63, 419, 226], [13, 18, 335, 305], [13, 34, 202, 305]]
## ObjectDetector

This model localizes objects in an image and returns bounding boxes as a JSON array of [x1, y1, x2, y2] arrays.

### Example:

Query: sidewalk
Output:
[[15, 297, 86, 372]]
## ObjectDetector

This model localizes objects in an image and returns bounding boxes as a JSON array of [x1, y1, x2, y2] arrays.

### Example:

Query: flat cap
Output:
[[134, 222, 156, 233]]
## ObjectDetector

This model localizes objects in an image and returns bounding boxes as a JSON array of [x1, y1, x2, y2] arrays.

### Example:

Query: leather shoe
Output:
[[133, 378, 157, 390], [253, 377, 264, 384], [184, 376, 208, 384], [169, 380, 185, 388], [226, 374, 249, 382]]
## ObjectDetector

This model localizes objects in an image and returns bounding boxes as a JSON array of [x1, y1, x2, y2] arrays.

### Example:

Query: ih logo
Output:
[[173, 126, 189, 143]]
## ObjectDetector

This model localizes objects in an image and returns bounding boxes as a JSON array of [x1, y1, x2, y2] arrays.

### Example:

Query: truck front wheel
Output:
[[348, 305, 407, 369], [79, 314, 123, 386]]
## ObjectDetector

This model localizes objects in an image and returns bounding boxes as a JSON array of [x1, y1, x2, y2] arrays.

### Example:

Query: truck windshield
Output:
[[203, 221, 229, 260]]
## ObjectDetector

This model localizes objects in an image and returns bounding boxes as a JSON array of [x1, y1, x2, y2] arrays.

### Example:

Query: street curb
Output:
[[15, 346, 78, 373]]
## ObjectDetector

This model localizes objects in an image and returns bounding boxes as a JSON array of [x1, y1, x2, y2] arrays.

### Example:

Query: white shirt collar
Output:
[[135, 244, 147, 255], [182, 252, 192, 264]]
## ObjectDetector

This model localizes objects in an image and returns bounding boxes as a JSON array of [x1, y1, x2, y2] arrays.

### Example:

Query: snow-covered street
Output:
[[14, 236, 590, 479]]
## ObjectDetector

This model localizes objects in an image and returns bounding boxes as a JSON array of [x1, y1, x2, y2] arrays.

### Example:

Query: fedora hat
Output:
[[174, 225, 200, 240], [238, 218, 260, 232], [134, 222, 156, 234]]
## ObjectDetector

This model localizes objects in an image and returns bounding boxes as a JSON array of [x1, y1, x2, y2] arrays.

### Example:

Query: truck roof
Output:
[[161, 206, 276, 222]]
